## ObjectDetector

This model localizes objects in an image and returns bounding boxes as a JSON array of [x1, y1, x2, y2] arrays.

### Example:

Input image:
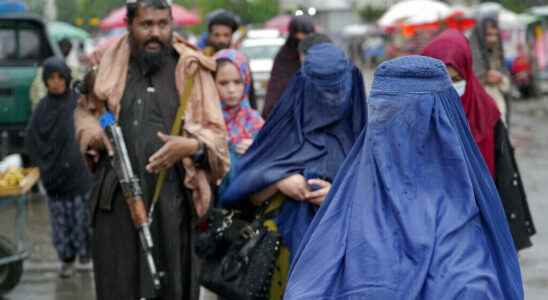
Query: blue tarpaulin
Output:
[[0, 1, 28, 14]]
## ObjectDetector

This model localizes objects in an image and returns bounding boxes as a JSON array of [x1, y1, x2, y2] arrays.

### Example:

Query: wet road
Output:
[[1, 95, 548, 299], [510, 95, 548, 299], [0, 195, 96, 300]]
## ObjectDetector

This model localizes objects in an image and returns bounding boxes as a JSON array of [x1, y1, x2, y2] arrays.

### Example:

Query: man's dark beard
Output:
[[208, 40, 230, 52], [131, 35, 171, 75]]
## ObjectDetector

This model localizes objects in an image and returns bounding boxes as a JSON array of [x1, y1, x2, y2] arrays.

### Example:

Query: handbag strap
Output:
[[150, 74, 196, 215]]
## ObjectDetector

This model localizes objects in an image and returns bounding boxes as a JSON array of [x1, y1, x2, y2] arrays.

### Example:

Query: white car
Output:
[[239, 31, 285, 111]]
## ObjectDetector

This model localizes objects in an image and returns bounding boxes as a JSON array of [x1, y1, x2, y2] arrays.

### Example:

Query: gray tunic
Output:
[[91, 50, 200, 300]]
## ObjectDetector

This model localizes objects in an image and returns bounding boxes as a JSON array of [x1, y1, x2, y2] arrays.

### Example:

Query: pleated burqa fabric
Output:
[[221, 44, 368, 257], [284, 56, 523, 300]]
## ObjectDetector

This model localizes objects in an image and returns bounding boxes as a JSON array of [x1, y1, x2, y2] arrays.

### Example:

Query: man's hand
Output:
[[87, 127, 114, 157], [85, 149, 101, 164], [305, 179, 332, 206], [276, 174, 311, 201], [146, 132, 199, 173]]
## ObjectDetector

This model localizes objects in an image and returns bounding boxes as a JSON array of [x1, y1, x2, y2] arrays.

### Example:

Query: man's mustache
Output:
[[145, 38, 166, 48]]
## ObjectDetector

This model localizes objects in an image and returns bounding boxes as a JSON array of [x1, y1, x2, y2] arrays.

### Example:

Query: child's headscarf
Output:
[[27, 57, 86, 194], [42, 56, 72, 91], [214, 49, 264, 146]]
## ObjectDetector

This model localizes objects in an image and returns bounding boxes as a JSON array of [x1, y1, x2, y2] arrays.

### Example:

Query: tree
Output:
[[25, 0, 45, 15], [480, 0, 533, 13], [28, 0, 280, 32], [55, 0, 79, 23], [358, 5, 385, 23], [163, 0, 281, 33], [175, 0, 280, 26]]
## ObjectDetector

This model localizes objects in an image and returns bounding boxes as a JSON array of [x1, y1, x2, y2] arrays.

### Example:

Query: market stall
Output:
[[379, 0, 475, 58]]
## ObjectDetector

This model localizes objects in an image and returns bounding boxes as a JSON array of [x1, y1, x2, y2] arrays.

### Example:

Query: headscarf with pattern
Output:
[[214, 49, 264, 146]]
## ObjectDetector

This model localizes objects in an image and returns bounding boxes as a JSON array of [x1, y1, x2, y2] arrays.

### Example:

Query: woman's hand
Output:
[[305, 179, 332, 206], [235, 138, 253, 155], [276, 174, 310, 201]]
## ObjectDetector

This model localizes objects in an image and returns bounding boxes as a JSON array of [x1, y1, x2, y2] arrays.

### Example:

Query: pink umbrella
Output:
[[265, 15, 292, 34], [100, 4, 201, 31]]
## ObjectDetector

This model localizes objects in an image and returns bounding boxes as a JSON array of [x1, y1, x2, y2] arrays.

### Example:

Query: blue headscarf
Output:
[[221, 43, 368, 255], [285, 56, 522, 300]]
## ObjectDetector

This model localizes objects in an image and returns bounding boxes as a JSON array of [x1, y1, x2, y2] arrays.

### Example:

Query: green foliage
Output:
[[30, 0, 280, 33], [175, 0, 280, 25], [25, 0, 45, 14], [358, 5, 386, 23], [55, 0, 79, 24], [499, 0, 528, 13], [480, 0, 528, 13], [175, 0, 280, 33], [77, 0, 126, 20]]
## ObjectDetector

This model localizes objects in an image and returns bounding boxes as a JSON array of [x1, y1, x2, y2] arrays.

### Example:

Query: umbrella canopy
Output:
[[397, 12, 476, 38], [265, 14, 292, 33], [378, 0, 451, 27], [0, 0, 27, 14], [99, 4, 201, 30], [49, 21, 90, 42]]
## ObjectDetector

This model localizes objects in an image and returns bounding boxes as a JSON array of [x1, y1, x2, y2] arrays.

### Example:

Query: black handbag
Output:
[[195, 208, 281, 300]]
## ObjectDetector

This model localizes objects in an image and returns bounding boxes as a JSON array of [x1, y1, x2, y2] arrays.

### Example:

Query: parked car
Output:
[[239, 29, 285, 112], [0, 14, 60, 159]]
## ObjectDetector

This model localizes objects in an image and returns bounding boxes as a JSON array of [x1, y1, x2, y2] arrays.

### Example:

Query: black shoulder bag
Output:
[[194, 206, 281, 300]]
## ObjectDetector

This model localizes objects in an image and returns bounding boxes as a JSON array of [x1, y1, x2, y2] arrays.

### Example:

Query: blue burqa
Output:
[[284, 56, 523, 300], [220, 43, 368, 256]]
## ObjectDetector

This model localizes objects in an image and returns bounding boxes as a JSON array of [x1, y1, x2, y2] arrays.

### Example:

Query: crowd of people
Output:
[[24, 0, 536, 299]]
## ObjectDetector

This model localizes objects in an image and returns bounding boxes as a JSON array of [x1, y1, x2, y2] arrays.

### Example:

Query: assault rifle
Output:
[[100, 112, 164, 291]]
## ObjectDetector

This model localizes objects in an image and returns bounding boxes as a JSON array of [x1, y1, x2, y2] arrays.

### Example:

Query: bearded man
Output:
[[74, 0, 229, 299]]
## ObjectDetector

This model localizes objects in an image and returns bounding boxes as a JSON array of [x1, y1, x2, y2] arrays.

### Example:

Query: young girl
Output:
[[26, 57, 93, 278], [213, 49, 264, 197]]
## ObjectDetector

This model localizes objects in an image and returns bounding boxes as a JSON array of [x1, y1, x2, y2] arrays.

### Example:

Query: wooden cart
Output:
[[0, 168, 39, 295]]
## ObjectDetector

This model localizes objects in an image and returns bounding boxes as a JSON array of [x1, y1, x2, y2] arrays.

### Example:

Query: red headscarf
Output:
[[422, 29, 501, 176]]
